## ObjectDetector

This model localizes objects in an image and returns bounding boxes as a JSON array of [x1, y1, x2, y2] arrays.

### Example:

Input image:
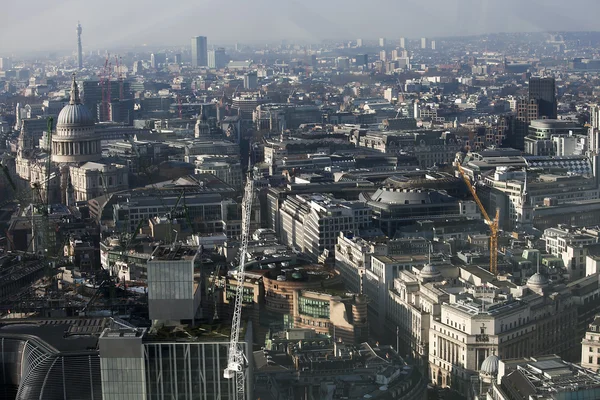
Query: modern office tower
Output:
[[431, 40, 436, 50], [76, 22, 83, 69], [80, 80, 102, 121], [400, 37, 406, 48], [132, 60, 143, 75], [529, 76, 557, 119], [421, 37, 427, 49], [208, 47, 227, 69], [379, 37, 386, 47], [0, 57, 11, 70], [99, 322, 254, 400], [243, 71, 258, 90], [150, 53, 166, 69], [590, 105, 600, 129], [173, 53, 182, 64], [147, 245, 202, 322], [379, 50, 387, 62], [191, 35, 208, 67], [356, 38, 363, 47], [355, 53, 368, 67]]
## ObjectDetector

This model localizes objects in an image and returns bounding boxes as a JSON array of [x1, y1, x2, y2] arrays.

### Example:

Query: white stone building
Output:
[[15, 75, 128, 203]]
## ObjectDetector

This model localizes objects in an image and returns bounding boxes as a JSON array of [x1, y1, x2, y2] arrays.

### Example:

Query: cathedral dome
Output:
[[52, 74, 101, 164], [56, 76, 94, 128]]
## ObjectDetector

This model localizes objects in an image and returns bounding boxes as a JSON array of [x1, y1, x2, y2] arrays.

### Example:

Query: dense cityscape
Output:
[[4, 19, 600, 400]]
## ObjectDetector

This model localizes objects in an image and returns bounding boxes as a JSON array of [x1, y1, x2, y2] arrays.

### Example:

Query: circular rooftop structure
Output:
[[420, 264, 441, 279], [480, 354, 499, 375], [527, 273, 549, 289], [383, 174, 461, 192]]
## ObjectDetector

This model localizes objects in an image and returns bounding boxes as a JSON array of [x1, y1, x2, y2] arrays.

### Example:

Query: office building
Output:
[[208, 47, 227, 69], [361, 187, 479, 237], [193, 156, 243, 189], [421, 37, 427, 49], [243, 71, 258, 90], [232, 93, 269, 119], [99, 321, 253, 400], [478, 355, 600, 400], [0, 317, 116, 399], [591, 105, 600, 130], [80, 79, 102, 121], [150, 53, 166, 69], [529, 76, 557, 119], [191, 36, 208, 67], [356, 38, 363, 47], [355, 53, 368, 67], [379, 37, 386, 47], [379, 50, 387, 62], [146, 245, 202, 322], [173, 53, 182, 64], [431, 40, 436, 50], [524, 119, 585, 155], [400, 37, 406, 48], [257, 332, 427, 400], [132, 60, 143, 75], [277, 193, 372, 259], [0, 57, 11, 70]]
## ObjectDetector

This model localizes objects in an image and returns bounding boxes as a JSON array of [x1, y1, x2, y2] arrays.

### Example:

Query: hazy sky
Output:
[[1, 0, 599, 54]]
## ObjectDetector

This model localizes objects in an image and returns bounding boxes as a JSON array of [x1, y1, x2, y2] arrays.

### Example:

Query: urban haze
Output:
[[4, 2, 600, 400]]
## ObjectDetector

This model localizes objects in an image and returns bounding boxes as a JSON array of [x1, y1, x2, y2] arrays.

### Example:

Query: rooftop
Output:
[[151, 244, 198, 261]]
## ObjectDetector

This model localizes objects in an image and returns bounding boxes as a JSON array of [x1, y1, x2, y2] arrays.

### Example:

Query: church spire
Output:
[[69, 73, 80, 105]]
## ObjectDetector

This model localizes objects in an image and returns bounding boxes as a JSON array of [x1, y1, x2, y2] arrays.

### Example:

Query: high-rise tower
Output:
[[529, 76, 557, 119], [191, 36, 208, 68], [76, 22, 83, 70]]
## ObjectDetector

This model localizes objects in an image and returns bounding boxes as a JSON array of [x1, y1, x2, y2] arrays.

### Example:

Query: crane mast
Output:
[[457, 163, 499, 275], [224, 173, 254, 399]]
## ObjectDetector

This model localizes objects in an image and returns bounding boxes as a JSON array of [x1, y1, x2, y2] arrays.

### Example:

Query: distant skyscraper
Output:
[[379, 37, 386, 47], [76, 22, 83, 70], [399, 37, 406, 48], [174, 53, 182, 64], [529, 76, 557, 119], [132, 60, 143, 75], [379, 50, 387, 62], [431, 40, 436, 50], [421, 38, 427, 49], [150, 53, 166, 69], [591, 105, 600, 130], [191, 36, 208, 67], [0, 57, 11, 71], [355, 54, 368, 67], [356, 38, 363, 47], [208, 48, 228, 69], [243, 72, 258, 90]]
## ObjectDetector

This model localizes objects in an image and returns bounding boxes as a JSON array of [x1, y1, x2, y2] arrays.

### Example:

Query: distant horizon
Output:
[[3, 30, 600, 59], [3, 0, 600, 55]]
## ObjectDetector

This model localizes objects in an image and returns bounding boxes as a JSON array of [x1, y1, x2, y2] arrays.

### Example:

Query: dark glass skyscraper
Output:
[[529, 76, 557, 119], [191, 36, 208, 68]]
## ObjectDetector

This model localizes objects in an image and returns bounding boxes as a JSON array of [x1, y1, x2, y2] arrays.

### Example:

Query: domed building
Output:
[[15, 75, 128, 204], [52, 77, 101, 164]]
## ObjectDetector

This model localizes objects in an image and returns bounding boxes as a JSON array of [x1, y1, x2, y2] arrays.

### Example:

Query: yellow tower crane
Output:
[[457, 163, 500, 275]]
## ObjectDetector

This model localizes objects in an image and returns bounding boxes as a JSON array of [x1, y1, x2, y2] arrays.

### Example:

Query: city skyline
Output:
[[1, 0, 600, 53]]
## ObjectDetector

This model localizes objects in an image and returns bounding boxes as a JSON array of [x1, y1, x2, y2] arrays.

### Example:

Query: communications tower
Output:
[[76, 22, 83, 70]]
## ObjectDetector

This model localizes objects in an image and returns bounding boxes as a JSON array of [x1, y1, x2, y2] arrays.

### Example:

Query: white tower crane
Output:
[[223, 172, 254, 399]]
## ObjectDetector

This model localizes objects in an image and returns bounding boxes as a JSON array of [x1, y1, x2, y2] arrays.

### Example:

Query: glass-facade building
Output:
[[99, 323, 254, 400]]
